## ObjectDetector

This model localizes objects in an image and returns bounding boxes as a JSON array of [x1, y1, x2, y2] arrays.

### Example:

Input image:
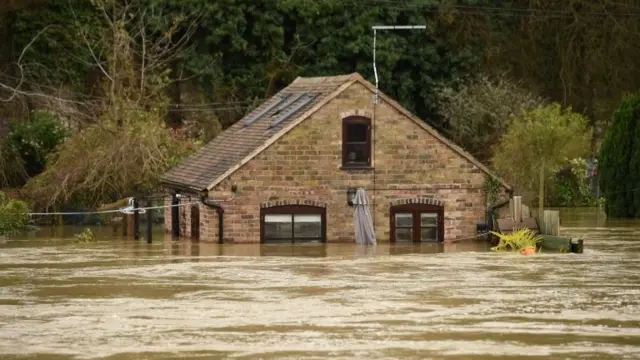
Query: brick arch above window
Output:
[[339, 109, 373, 120], [389, 197, 445, 208], [260, 199, 328, 209]]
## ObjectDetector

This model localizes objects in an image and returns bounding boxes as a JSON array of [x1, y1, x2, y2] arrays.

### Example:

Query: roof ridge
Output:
[[159, 73, 356, 191], [349, 75, 512, 191], [161, 71, 511, 192]]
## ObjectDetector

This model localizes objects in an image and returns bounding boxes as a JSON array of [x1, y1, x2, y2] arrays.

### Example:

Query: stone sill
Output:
[[340, 165, 375, 171]]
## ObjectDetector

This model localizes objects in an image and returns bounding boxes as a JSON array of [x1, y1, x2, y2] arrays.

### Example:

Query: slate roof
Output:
[[160, 74, 355, 191], [160, 73, 512, 192]]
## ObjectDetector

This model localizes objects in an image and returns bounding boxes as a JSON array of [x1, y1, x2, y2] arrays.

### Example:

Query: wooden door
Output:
[[190, 204, 200, 241]]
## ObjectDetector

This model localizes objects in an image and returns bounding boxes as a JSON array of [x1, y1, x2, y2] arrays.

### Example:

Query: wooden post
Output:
[[513, 196, 522, 224], [171, 192, 180, 238], [126, 213, 134, 238], [542, 210, 560, 235], [146, 199, 152, 244], [486, 205, 493, 243], [133, 198, 139, 240], [122, 212, 128, 237], [508, 198, 514, 220]]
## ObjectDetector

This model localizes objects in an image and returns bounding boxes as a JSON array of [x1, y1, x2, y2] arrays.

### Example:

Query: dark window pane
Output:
[[420, 227, 437, 242], [293, 214, 322, 238], [345, 143, 369, 164], [395, 228, 413, 242], [420, 213, 438, 226], [346, 123, 368, 143], [264, 214, 292, 240], [395, 213, 413, 228]]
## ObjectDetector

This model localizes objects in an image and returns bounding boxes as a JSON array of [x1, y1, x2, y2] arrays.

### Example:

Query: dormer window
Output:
[[342, 116, 371, 168]]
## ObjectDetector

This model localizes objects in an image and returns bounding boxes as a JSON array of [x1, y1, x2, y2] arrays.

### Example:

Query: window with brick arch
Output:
[[260, 205, 326, 243], [390, 203, 444, 243], [342, 116, 371, 167]]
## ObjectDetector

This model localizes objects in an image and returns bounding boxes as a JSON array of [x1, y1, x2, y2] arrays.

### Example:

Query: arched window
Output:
[[390, 203, 444, 243], [260, 205, 326, 243], [342, 116, 371, 168]]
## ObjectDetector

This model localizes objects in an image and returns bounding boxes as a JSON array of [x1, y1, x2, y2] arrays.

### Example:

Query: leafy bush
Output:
[[0, 191, 29, 236], [598, 92, 640, 218], [73, 228, 95, 243], [23, 107, 198, 210], [8, 110, 69, 178], [548, 158, 597, 207], [490, 228, 543, 252]]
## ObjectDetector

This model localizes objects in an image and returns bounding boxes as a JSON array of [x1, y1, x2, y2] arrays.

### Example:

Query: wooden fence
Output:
[[498, 196, 559, 235]]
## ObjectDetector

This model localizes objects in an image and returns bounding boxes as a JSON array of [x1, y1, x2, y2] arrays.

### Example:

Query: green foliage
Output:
[[73, 228, 95, 243], [11, 0, 104, 89], [435, 73, 545, 163], [154, 0, 483, 128], [548, 158, 596, 207], [24, 106, 198, 210], [484, 175, 501, 205], [0, 191, 29, 236], [6, 0, 638, 213], [0, 111, 67, 188], [485, 0, 640, 146], [490, 228, 543, 253], [598, 92, 640, 218], [8, 110, 69, 177], [492, 103, 592, 206]]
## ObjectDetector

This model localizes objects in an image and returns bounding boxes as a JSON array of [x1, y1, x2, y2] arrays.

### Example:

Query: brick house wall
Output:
[[164, 195, 221, 241], [171, 82, 510, 243]]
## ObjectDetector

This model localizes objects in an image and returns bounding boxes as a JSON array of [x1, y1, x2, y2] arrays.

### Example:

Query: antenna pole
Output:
[[373, 28, 378, 103], [371, 25, 426, 104]]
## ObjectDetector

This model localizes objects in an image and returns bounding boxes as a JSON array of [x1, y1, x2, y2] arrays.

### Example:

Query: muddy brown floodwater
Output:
[[0, 208, 639, 359]]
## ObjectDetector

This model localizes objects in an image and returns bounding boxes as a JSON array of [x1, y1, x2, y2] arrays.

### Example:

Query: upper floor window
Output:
[[342, 116, 371, 168]]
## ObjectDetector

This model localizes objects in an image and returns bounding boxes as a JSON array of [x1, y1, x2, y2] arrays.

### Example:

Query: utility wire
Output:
[[27, 200, 200, 216], [337, 0, 640, 18]]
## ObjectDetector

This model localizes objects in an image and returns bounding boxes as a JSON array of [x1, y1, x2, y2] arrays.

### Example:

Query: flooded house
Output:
[[160, 73, 512, 243]]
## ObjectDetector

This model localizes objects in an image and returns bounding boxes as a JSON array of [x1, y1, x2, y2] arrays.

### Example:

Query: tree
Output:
[[492, 103, 592, 217], [434, 73, 545, 163], [598, 92, 640, 218], [483, 0, 640, 153], [18, 0, 202, 210]]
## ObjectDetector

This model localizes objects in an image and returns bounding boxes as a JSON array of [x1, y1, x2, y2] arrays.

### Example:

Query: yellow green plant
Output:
[[490, 228, 543, 252], [73, 228, 95, 243]]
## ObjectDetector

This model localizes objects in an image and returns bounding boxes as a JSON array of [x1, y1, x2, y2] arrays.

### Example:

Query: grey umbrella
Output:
[[353, 188, 377, 245]]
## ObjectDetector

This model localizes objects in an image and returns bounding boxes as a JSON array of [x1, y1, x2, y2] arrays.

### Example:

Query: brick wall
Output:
[[176, 82, 510, 243]]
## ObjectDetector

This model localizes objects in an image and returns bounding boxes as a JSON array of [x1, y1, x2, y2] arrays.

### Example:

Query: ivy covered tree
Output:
[[598, 93, 640, 218]]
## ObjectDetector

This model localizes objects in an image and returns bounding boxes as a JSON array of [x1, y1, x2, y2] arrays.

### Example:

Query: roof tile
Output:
[[161, 72, 512, 192], [160, 73, 357, 191]]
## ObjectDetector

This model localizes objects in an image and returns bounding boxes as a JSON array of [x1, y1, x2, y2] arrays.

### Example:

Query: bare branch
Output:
[[0, 24, 55, 102]]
